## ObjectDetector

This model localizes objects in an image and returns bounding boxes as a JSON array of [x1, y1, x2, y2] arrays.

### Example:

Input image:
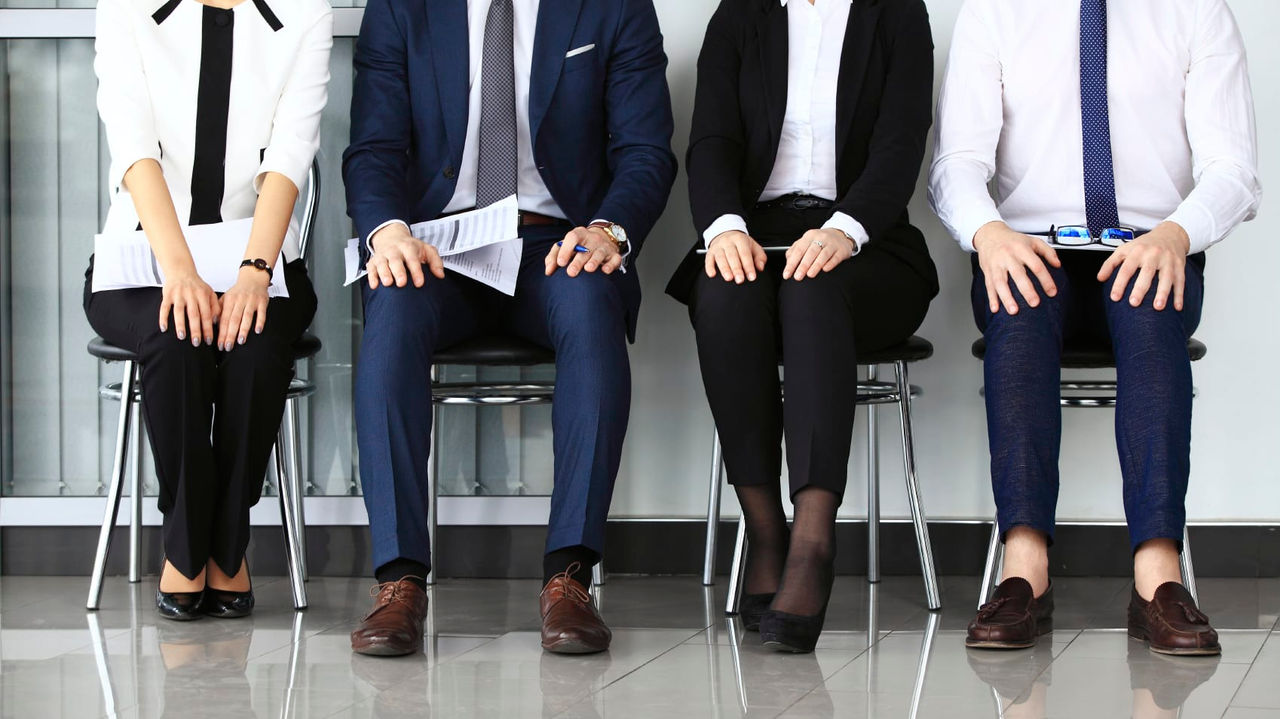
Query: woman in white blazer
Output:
[[84, 0, 332, 620]]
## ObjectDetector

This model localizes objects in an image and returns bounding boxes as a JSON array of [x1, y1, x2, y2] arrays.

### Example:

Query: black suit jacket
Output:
[[666, 0, 940, 304]]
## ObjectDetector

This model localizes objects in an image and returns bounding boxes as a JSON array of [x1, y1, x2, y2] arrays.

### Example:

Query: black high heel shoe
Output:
[[759, 605, 829, 653], [202, 585, 255, 618], [738, 593, 775, 632], [156, 589, 205, 621]]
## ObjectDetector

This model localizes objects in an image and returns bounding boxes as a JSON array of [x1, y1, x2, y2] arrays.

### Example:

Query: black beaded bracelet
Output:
[[239, 258, 273, 280]]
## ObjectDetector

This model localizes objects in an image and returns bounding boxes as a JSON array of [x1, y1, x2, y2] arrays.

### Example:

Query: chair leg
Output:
[[282, 396, 308, 582], [88, 361, 137, 610], [895, 362, 940, 610], [908, 611, 941, 719], [592, 562, 606, 587], [276, 433, 308, 610], [703, 429, 725, 586], [978, 519, 1002, 610], [426, 401, 440, 585], [127, 398, 143, 584], [867, 365, 881, 584], [724, 514, 747, 616], [1180, 524, 1198, 605]]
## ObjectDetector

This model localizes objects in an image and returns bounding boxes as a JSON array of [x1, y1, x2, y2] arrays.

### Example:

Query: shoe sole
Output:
[[158, 611, 204, 622], [352, 641, 420, 657], [965, 617, 1053, 650], [762, 640, 815, 654], [1127, 629, 1221, 657], [541, 640, 609, 655]]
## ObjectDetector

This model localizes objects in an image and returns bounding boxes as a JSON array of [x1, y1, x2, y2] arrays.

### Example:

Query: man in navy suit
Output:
[[344, 0, 675, 657]]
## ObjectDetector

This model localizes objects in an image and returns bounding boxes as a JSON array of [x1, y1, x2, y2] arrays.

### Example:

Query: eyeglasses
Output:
[[1051, 225, 1137, 248]]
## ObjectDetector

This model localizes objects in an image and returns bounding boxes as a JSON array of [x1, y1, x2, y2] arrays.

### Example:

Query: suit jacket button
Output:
[[443, 166, 456, 179]]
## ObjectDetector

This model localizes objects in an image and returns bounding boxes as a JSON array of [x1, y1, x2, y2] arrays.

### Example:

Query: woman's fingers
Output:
[[237, 299, 256, 345], [782, 245, 801, 280], [724, 243, 745, 283], [752, 242, 768, 272], [197, 291, 215, 346], [713, 250, 734, 282], [159, 293, 173, 333], [791, 239, 824, 281], [734, 240, 757, 282], [255, 298, 268, 334], [807, 244, 837, 277], [172, 294, 188, 341]]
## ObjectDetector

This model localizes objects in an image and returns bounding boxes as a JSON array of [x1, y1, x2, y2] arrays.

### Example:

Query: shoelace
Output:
[[976, 597, 1011, 621], [540, 562, 593, 605], [363, 577, 423, 619]]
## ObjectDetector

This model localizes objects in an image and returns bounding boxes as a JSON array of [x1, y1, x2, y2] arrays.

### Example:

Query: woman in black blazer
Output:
[[667, 0, 939, 652]]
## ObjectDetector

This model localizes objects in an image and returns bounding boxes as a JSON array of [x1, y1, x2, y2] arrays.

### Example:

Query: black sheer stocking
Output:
[[735, 484, 790, 595], [772, 487, 839, 616]]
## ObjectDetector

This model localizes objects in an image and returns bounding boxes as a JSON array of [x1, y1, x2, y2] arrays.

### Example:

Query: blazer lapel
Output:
[[425, 0, 469, 158], [835, 0, 882, 157], [756, 2, 788, 153], [529, 0, 585, 143]]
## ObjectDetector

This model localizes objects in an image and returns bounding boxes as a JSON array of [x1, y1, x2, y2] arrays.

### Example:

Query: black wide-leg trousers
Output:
[[84, 259, 317, 579], [688, 207, 933, 498]]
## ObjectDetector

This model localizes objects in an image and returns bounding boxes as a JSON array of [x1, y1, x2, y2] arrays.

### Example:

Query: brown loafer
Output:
[[350, 578, 428, 657], [540, 564, 611, 655], [1128, 582, 1220, 656], [966, 577, 1054, 650]]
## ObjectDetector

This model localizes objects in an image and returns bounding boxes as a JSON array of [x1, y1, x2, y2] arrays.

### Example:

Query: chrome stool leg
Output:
[[592, 563, 606, 587], [725, 514, 747, 616], [276, 433, 307, 610], [282, 396, 308, 581], [896, 362, 940, 610], [88, 361, 137, 610], [426, 401, 439, 585], [703, 430, 725, 586], [978, 520, 1002, 609], [128, 398, 143, 584], [867, 366, 881, 583], [1180, 525, 1198, 605]]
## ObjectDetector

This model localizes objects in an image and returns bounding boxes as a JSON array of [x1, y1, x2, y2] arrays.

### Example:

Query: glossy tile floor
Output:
[[2, 575, 1279, 718]]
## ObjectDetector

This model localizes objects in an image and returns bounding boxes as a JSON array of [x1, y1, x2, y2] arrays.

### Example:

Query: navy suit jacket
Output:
[[343, 0, 678, 329]]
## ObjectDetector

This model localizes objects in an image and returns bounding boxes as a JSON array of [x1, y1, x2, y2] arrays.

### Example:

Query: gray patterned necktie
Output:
[[476, 0, 518, 208]]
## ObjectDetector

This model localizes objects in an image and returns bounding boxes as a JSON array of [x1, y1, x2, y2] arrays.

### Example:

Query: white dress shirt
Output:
[[95, 0, 333, 262], [370, 0, 566, 245], [702, 0, 868, 254], [928, 0, 1261, 255]]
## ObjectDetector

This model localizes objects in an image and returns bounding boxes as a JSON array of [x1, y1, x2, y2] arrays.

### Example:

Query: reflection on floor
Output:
[[1, 575, 1278, 718]]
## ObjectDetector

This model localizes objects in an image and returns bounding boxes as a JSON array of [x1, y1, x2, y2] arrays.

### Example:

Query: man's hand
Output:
[[367, 223, 445, 289], [1097, 221, 1190, 311], [782, 228, 855, 281], [973, 221, 1062, 315], [705, 230, 766, 283], [545, 226, 623, 277]]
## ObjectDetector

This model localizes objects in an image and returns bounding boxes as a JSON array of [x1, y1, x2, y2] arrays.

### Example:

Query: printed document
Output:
[[91, 217, 290, 298]]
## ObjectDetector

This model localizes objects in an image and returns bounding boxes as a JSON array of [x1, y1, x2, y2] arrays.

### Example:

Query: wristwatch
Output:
[[588, 221, 630, 256]]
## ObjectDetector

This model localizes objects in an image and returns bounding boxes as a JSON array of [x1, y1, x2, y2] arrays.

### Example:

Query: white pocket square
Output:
[[566, 44, 595, 59]]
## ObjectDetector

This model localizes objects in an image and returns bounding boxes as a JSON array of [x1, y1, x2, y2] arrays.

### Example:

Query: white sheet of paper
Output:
[[1046, 242, 1117, 252], [92, 217, 290, 298], [344, 196, 523, 296]]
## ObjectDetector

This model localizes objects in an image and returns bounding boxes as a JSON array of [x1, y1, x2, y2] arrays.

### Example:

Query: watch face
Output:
[[610, 224, 628, 245]]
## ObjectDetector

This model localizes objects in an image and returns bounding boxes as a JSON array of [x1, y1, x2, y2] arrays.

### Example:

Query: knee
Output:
[[362, 284, 442, 345], [691, 275, 772, 336], [544, 273, 626, 342], [221, 331, 294, 377], [778, 271, 849, 318], [139, 331, 213, 369]]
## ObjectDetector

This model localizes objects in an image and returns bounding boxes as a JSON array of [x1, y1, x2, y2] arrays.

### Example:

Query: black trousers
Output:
[[84, 259, 317, 579], [688, 207, 933, 498]]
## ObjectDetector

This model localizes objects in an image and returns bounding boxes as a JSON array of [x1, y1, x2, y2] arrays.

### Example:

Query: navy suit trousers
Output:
[[355, 226, 631, 573], [972, 251, 1204, 553]]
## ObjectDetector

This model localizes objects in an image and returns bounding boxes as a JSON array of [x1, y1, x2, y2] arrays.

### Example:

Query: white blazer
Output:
[[94, 0, 333, 261]]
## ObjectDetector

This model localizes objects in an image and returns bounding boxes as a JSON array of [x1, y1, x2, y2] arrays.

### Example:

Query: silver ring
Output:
[[812, 239, 825, 249]]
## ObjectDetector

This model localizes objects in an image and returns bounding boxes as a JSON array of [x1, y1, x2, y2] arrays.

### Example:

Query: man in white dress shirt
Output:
[[930, 0, 1260, 654]]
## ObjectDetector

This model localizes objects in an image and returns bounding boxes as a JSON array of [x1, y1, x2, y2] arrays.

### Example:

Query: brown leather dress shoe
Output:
[[350, 578, 428, 657], [966, 577, 1054, 650], [540, 564, 611, 655], [1128, 582, 1220, 656]]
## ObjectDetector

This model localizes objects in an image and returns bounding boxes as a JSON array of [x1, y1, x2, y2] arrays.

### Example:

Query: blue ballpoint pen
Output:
[[555, 240, 592, 253]]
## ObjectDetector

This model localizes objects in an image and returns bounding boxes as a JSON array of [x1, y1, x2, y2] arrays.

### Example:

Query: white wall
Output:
[[612, 0, 1277, 524]]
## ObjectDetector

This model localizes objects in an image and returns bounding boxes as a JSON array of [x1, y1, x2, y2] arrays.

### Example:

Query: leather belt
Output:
[[519, 211, 571, 227], [756, 194, 835, 211]]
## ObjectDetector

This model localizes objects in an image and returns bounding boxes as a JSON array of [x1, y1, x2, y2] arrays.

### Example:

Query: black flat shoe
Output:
[[201, 588, 255, 618], [156, 590, 205, 621], [738, 593, 775, 632], [760, 606, 829, 653]]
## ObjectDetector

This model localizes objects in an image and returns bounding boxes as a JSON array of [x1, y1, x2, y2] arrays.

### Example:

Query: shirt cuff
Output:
[[590, 219, 630, 273], [702, 214, 750, 248], [951, 209, 1006, 254], [822, 212, 870, 256], [367, 219, 410, 254], [1164, 205, 1216, 256]]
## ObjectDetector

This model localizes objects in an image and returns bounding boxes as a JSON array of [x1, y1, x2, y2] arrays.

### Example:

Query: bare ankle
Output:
[[1133, 538, 1181, 601], [1002, 527, 1051, 597]]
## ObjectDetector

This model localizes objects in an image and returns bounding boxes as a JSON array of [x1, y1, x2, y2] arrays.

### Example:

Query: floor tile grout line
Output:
[[1224, 631, 1278, 711]]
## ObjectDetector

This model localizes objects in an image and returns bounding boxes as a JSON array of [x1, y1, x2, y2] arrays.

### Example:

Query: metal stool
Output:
[[711, 336, 942, 614], [85, 160, 322, 611], [429, 335, 604, 588], [971, 337, 1207, 608]]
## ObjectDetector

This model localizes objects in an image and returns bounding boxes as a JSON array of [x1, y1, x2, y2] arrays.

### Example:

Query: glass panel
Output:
[[0, 34, 551, 498]]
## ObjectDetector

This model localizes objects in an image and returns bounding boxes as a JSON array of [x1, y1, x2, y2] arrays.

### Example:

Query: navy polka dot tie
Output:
[[1080, 0, 1120, 235]]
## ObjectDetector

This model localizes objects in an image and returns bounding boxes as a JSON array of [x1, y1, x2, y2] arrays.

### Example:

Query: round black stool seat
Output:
[[88, 332, 323, 363], [859, 336, 934, 365], [971, 337, 1207, 369], [434, 336, 556, 367]]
